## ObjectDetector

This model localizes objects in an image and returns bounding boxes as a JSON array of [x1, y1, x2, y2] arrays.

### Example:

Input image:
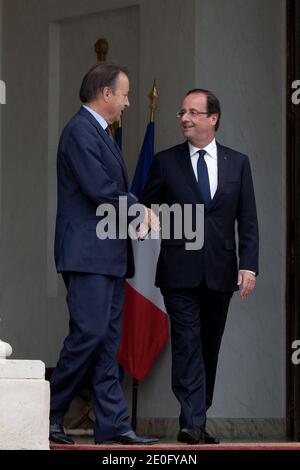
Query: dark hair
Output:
[[79, 63, 128, 103], [186, 88, 221, 130]]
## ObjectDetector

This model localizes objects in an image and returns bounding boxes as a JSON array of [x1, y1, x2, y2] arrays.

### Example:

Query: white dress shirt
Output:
[[82, 104, 108, 131]]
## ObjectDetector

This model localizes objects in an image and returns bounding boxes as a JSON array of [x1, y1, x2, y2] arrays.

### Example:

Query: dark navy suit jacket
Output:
[[141, 141, 259, 291], [54, 106, 136, 278]]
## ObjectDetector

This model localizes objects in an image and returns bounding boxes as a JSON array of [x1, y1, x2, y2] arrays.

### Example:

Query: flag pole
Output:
[[131, 80, 158, 432], [149, 80, 159, 123]]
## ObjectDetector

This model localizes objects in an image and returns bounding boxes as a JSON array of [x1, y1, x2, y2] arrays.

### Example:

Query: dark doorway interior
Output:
[[286, 0, 300, 440]]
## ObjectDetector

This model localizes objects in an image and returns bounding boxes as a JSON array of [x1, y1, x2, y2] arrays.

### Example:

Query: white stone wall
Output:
[[195, 0, 286, 418]]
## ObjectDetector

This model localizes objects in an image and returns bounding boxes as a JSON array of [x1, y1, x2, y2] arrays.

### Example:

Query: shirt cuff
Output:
[[239, 269, 256, 276]]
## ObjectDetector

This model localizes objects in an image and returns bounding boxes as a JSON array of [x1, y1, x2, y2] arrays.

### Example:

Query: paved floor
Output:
[[51, 433, 299, 448], [66, 433, 294, 445]]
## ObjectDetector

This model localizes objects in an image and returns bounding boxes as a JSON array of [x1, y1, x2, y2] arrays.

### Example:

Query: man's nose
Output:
[[181, 112, 190, 122]]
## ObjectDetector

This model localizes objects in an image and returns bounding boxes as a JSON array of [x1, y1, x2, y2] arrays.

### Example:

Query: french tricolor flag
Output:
[[118, 122, 169, 381]]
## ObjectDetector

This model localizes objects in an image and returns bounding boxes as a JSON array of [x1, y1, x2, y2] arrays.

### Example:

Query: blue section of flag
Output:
[[131, 122, 155, 198], [115, 126, 122, 151]]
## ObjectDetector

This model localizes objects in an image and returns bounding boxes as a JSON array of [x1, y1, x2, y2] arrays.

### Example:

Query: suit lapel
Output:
[[206, 142, 229, 211], [175, 142, 203, 202], [97, 126, 130, 186], [78, 107, 129, 188]]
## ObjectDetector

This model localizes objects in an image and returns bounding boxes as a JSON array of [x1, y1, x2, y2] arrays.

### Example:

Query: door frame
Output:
[[286, 0, 300, 439]]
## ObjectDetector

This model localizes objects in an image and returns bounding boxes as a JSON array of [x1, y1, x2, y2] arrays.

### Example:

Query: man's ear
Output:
[[102, 86, 111, 103], [211, 113, 218, 126]]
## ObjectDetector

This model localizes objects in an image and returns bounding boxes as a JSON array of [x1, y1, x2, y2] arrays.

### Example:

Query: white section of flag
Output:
[[127, 238, 166, 313]]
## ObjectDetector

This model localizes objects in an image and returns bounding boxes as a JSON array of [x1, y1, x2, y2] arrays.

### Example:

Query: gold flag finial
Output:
[[94, 38, 109, 62], [93, 38, 121, 133], [149, 80, 159, 123]]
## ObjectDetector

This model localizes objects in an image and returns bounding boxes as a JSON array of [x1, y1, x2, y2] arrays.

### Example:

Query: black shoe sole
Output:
[[177, 431, 200, 445], [204, 439, 220, 444]]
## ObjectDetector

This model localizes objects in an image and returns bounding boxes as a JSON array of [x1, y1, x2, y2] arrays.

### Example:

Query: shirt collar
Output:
[[188, 137, 217, 159], [82, 105, 108, 130]]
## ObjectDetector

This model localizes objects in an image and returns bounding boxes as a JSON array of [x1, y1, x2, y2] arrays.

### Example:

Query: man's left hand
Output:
[[237, 271, 256, 299]]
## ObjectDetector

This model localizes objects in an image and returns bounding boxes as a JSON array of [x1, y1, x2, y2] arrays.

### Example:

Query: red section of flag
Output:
[[118, 283, 169, 381]]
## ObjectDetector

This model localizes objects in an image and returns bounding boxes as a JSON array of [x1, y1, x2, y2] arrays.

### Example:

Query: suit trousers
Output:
[[50, 272, 131, 441], [161, 282, 233, 431]]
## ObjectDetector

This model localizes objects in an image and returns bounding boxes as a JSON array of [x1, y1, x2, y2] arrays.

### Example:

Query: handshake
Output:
[[136, 207, 160, 239]]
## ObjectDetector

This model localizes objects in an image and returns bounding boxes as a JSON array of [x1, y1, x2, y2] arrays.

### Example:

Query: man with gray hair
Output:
[[50, 63, 158, 445]]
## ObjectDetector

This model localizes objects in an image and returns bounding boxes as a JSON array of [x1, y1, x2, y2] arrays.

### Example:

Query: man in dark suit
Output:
[[141, 89, 259, 444], [50, 64, 158, 445]]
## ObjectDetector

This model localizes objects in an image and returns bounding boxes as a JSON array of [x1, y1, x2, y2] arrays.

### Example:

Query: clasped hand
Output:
[[137, 207, 160, 239]]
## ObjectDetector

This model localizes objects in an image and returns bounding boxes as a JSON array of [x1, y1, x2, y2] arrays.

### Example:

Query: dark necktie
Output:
[[197, 149, 211, 206], [105, 126, 114, 142]]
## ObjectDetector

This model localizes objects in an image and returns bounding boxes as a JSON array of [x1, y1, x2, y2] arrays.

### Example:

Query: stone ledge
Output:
[[0, 360, 45, 379], [0, 379, 50, 449]]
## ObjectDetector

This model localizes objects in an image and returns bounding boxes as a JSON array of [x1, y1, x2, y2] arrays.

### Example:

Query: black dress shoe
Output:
[[49, 423, 74, 445], [96, 429, 159, 445], [177, 428, 204, 445], [203, 429, 220, 444]]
